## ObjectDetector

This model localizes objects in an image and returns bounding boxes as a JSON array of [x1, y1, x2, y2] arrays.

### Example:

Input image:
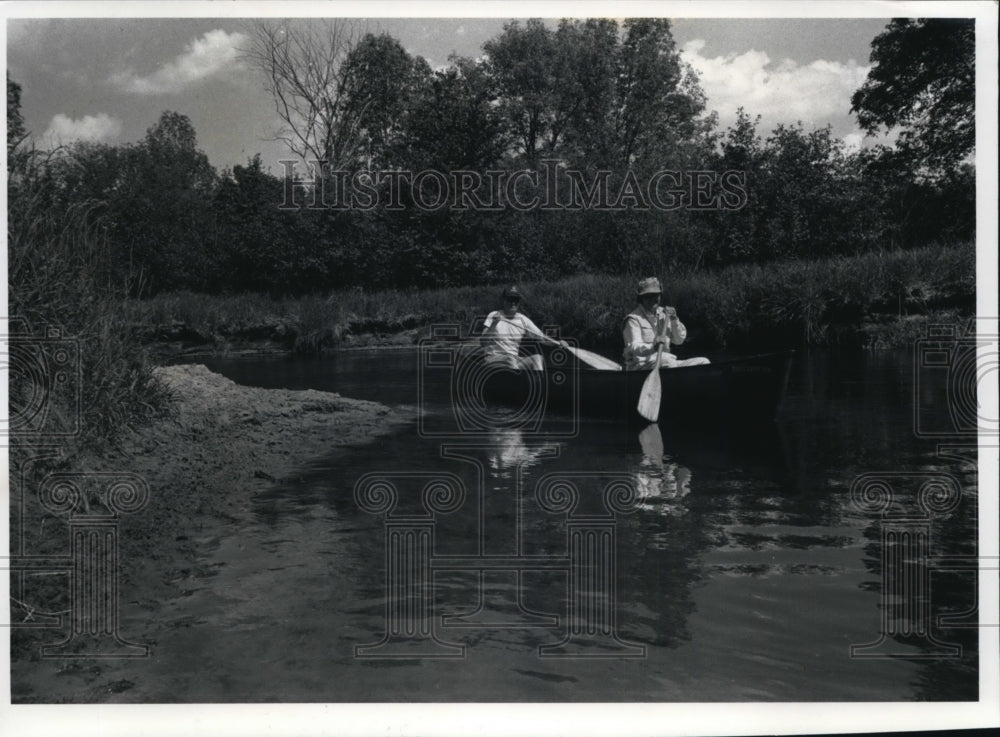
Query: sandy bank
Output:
[[114, 363, 414, 528], [126, 362, 415, 587], [11, 364, 415, 702]]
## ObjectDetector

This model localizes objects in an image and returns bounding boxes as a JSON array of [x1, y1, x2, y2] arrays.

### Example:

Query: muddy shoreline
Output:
[[145, 326, 426, 362], [10, 363, 415, 703]]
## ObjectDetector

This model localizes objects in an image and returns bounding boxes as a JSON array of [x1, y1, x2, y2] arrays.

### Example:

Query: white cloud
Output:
[[41, 113, 123, 147], [681, 39, 870, 134], [842, 132, 864, 151], [110, 29, 246, 95]]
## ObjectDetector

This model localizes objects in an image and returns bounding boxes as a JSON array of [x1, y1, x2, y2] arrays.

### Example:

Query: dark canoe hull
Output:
[[481, 351, 794, 426]]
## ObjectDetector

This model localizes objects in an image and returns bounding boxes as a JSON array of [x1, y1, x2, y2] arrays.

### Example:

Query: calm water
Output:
[[150, 348, 978, 701]]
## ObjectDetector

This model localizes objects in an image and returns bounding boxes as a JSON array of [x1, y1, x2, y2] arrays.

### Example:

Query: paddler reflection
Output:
[[486, 427, 556, 474], [634, 424, 691, 510]]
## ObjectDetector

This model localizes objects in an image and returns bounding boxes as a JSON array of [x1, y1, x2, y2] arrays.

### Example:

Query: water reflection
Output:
[[634, 424, 692, 511], [485, 427, 557, 475], [192, 348, 979, 701]]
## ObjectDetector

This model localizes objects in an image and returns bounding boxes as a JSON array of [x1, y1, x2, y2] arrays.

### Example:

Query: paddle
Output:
[[495, 317, 622, 371], [637, 423, 664, 466], [636, 320, 667, 423]]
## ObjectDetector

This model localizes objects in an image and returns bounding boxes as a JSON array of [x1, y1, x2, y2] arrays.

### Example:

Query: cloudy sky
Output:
[[6, 14, 890, 172]]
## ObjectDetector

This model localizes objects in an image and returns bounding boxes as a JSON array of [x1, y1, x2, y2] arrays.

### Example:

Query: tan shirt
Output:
[[622, 305, 687, 369]]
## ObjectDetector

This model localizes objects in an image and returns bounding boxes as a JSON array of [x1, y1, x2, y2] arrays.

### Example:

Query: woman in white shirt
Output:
[[481, 286, 547, 370]]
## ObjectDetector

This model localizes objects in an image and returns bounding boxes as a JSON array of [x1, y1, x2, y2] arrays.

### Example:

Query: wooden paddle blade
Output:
[[569, 346, 622, 371], [637, 346, 664, 422], [637, 369, 661, 422]]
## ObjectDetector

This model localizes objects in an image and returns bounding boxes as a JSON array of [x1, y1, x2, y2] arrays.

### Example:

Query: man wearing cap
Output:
[[623, 277, 710, 371], [481, 286, 548, 370]]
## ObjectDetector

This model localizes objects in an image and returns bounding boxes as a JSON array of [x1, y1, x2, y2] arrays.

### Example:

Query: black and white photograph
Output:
[[3, 1, 998, 735]]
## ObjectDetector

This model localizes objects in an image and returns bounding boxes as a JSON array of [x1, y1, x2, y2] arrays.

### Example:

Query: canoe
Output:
[[479, 350, 794, 425]]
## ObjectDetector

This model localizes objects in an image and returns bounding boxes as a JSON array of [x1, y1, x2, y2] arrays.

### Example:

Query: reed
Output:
[[7, 149, 172, 458], [133, 242, 974, 354]]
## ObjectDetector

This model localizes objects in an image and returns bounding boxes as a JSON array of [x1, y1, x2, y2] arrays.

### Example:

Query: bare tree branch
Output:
[[243, 19, 367, 170]]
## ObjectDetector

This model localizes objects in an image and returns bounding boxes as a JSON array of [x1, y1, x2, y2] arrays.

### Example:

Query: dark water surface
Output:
[[155, 348, 978, 701]]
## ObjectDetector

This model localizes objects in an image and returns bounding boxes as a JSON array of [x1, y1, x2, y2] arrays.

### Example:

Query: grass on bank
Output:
[[134, 241, 974, 355], [7, 152, 172, 462]]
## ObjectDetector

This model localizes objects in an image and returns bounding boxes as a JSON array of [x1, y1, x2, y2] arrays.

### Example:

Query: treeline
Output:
[[10, 18, 974, 299]]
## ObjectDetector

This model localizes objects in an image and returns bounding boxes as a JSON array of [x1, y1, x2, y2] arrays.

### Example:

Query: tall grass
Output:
[[7, 148, 172, 461], [134, 242, 974, 355], [677, 243, 975, 348]]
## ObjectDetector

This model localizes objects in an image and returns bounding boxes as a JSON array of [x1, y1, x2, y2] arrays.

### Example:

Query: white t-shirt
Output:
[[482, 310, 543, 357]]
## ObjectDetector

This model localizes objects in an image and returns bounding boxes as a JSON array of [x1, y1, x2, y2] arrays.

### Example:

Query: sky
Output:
[[5, 14, 892, 173]]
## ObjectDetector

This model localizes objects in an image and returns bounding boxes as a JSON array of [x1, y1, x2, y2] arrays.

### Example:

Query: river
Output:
[[144, 347, 979, 701]]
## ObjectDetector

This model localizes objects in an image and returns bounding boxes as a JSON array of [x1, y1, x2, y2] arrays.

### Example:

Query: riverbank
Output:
[[10, 363, 415, 703], [131, 242, 974, 359]]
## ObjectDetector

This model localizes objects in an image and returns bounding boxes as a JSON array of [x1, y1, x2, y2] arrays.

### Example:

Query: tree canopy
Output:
[[7, 18, 976, 296], [851, 18, 975, 174]]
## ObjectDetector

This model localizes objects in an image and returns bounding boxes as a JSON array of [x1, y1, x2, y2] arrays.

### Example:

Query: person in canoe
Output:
[[623, 277, 710, 371], [481, 285, 566, 370]]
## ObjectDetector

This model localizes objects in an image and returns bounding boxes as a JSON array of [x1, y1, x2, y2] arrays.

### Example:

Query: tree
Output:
[[245, 19, 366, 169], [403, 55, 508, 171], [481, 18, 711, 169], [710, 108, 764, 264], [758, 123, 849, 260], [139, 111, 216, 189], [7, 72, 28, 155], [851, 18, 974, 174], [48, 112, 219, 293], [339, 33, 431, 168], [550, 19, 620, 165], [126, 112, 218, 290], [215, 155, 327, 293], [614, 19, 709, 166], [483, 19, 560, 166]]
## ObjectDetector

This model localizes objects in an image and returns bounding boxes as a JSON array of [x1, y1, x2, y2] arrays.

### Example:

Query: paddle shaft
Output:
[[489, 314, 561, 346], [637, 319, 668, 422], [491, 315, 621, 370]]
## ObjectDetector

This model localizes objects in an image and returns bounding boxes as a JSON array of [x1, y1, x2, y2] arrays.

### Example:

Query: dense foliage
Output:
[[7, 75, 170, 454], [851, 18, 975, 176], [9, 18, 975, 299]]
